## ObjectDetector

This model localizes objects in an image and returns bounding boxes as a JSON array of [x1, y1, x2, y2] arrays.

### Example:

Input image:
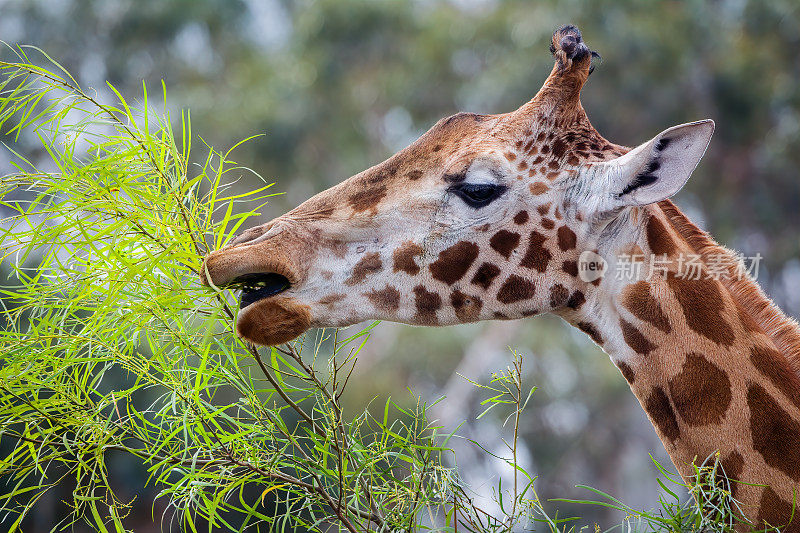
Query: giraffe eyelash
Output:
[[448, 182, 508, 208]]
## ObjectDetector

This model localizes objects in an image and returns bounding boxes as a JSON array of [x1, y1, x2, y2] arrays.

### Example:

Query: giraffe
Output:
[[202, 25, 800, 530]]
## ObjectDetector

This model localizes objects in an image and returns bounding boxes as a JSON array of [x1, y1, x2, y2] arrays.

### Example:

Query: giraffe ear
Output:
[[598, 120, 714, 208]]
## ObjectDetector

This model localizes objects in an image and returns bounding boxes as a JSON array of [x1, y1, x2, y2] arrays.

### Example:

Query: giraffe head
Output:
[[201, 25, 714, 346]]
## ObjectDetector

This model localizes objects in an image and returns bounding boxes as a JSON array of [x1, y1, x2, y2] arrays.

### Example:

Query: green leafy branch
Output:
[[0, 46, 458, 532]]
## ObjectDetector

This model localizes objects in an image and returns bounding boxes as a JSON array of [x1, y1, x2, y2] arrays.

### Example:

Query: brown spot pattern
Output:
[[536, 203, 551, 216], [645, 386, 680, 443], [393, 241, 423, 275], [541, 218, 555, 230], [348, 185, 387, 213], [749, 345, 800, 408], [668, 353, 732, 426], [622, 281, 672, 333], [566, 290, 585, 310], [520, 231, 552, 272], [497, 275, 536, 304], [617, 361, 635, 384], [647, 216, 677, 256], [718, 451, 744, 500], [577, 322, 603, 344], [318, 293, 346, 306], [471, 263, 501, 290], [345, 252, 382, 286], [529, 182, 549, 195], [757, 487, 795, 530], [513, 211, 529, 224], [552, 138, 568, 159], [323, 239, 348, 259], [430, 241, 479, 285], [549, 283, 569, 308], [748, 383, 800, 481], [620, 318, 657, 355], [413, 285, 442, 324], [556, 225, 577, 251], [666, 274, 735, 346], [366, 286, 400, 312], [562, 260, 578, 277], [490, 230, 521, 259], [451, 290, 483, 322], [406, 170, 423, 180]]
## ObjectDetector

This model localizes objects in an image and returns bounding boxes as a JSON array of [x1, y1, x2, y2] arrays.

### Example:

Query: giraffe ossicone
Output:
[[203, 24, 800, 531]]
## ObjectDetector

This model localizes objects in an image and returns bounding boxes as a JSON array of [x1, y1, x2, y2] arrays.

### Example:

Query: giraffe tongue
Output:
[[233, 273, 291, 308]]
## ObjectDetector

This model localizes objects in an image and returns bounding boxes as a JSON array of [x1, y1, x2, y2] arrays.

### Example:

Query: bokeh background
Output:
[[1, 0, 799, 530]]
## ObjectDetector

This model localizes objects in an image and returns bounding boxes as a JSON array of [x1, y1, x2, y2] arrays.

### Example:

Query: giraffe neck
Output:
[[561, 200, 800, 530]]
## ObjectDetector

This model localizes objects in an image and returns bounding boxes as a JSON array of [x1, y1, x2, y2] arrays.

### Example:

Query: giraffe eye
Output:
[[449, 183, 508, 208]]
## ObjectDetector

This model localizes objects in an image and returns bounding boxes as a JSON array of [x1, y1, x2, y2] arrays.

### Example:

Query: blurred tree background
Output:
[[1, 0, 798, 530]]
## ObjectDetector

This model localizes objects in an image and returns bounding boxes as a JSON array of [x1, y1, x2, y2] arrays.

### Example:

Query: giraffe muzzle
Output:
[[202, 261, 311, 346], [200, 235, 313, 345]]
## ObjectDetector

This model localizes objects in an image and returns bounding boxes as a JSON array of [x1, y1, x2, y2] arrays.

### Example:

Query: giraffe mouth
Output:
[[229, 272, 291, 308]]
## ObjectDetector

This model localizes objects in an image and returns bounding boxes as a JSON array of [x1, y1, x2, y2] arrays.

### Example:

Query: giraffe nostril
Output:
[[228, 222, 277, 248], [229, 228, 264, 247]]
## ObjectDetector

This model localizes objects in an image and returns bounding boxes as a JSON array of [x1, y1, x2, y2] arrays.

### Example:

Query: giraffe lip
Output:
[[230, 273, 291, 308]]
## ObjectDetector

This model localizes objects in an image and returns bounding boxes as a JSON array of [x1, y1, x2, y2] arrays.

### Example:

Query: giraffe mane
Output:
[[658, 199, 800, 376]]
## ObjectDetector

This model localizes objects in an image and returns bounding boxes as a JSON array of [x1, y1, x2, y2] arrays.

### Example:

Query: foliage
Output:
[[0, 48, 461, 532], [0, 48, 785, 533], [557, 454, 785, 533]]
